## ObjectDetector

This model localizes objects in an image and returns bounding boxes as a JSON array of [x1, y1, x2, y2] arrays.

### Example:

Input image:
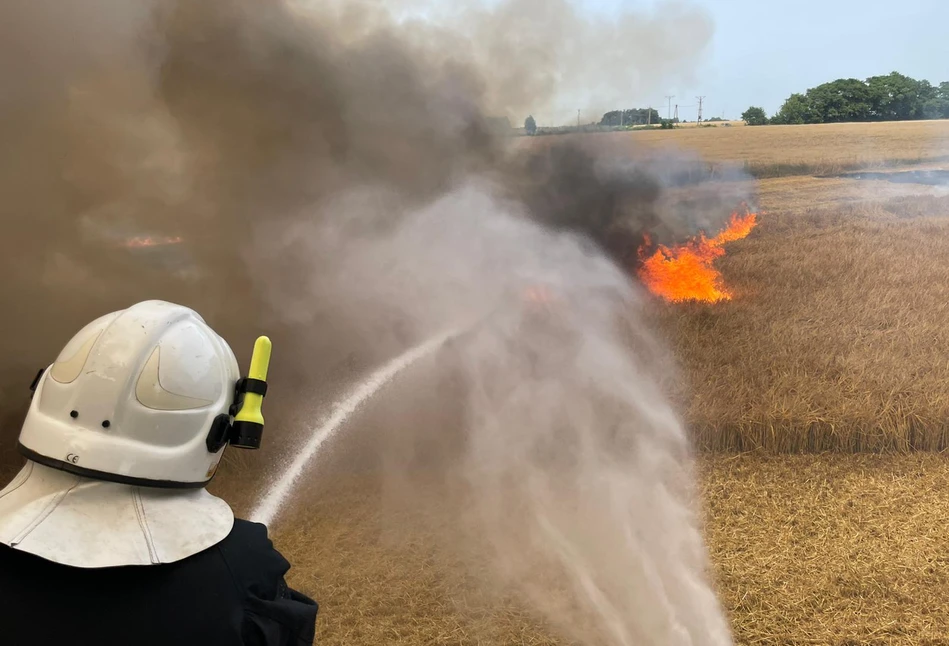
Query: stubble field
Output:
[[664, 132, 949, 452], [633, 119, 949, 177], [248, 454, 949, 645], [175, 119, 949, 644]]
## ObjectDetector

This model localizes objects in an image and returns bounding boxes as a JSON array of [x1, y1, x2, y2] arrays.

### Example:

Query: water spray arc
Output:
[[250, 332, 455, 527], [0, 0, 740, 642]]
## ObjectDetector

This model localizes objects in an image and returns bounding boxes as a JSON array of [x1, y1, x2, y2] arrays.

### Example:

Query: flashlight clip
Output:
[[206, 335, 272, 453], [230, 377, 268, 412], [206, 378, 270, 453], [227, 377, 268, 449]]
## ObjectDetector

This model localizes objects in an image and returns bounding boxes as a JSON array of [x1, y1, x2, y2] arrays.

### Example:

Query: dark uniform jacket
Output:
[[0, 519, 317, 645]]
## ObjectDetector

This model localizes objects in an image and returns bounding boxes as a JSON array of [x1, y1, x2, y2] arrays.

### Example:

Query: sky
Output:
[[316, 0, 948, 124], [586, 0, 948, 120]]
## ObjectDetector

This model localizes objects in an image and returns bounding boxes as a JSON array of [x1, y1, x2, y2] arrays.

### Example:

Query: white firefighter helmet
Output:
[[0, 300, 244, 568]]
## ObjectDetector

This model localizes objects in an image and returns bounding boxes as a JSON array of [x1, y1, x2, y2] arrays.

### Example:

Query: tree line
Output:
[[521, 109, 665, 135], [742, 72, 949, 126], [598, 108, 662, 127]]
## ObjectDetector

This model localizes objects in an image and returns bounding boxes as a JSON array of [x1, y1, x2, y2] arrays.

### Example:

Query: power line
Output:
[[664, 95, 675, 120]]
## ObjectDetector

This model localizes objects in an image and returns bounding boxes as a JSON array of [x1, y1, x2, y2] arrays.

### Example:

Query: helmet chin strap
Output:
[[28, 367, 46, 399], [17, 442, 207, 489]]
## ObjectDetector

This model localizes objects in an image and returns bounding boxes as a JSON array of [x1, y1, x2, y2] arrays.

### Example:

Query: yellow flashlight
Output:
[[230, 336, 272, 449]]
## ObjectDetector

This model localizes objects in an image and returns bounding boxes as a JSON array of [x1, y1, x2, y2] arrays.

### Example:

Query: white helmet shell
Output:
[[18, 300, 240, 486]]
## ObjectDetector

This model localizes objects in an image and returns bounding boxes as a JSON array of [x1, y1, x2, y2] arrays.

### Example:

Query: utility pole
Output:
[[673, 104, 679, 122], [665, 95, 675, 121], [647, 106, 652, 125], [577, 109, 581, 132], [696, 96, 706, 122]]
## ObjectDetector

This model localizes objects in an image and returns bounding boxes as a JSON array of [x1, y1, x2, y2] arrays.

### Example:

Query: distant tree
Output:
[[524, 115, 537, 135], [806, 78, 874, 122], [866, 72, 926, 121], [599, 108, 660, 126], [923, 98, 949, 120], [741, 106, 769, 126], [771, 73, 948, 125], [771, 93, 813, 125], [917, 80, 938, 106], [923, 81, 949, 119], [599, 110, 623, 126], [707, 116, 725, 122]]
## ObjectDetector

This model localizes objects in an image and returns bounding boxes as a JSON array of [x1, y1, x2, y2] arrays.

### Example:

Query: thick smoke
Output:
[[299, 186, 734, 644], [0, 0, 743, 643], [291, 0, 715, 125], [417, 0, 714, 123]]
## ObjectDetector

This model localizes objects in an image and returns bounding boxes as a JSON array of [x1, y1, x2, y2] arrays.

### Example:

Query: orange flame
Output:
[[637, 209, 758, 303], [122, 236, 184, 248], [522, 285, 555, 305]]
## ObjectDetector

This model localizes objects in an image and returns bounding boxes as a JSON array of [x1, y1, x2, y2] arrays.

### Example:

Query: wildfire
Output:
[[122, 236, 184, 248], [637, 208, 758, 304], [522, 285, 555, 305]]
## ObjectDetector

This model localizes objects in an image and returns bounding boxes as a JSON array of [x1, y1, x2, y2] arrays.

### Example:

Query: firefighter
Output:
[[0, 300, 317, 645]]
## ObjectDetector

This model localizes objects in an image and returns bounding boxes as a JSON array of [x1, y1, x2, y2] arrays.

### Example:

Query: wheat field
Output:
[[256, 121, 949, 645], [656, 123, 949, 451], [632, 119, 949, 177], [5, 121, 949, 645], [668, 189, 949, 451], [255, 453, 949, 646], [524, 120, 949, 451], [525, 119, 949, 178]]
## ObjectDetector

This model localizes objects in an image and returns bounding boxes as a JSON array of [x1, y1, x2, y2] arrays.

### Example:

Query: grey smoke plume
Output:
[[290, 185, 734, 643], [0, 0, 741, 643], [290, 0, 715, 125], [436, 0, 713, 124]]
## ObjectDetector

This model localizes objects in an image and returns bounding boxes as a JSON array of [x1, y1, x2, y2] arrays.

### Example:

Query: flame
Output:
[[122, 236, 184, 248], [522, 285, 555, 305], [637, 209, 758, 304]]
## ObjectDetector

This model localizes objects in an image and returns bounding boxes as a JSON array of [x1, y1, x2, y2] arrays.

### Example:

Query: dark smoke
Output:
[[0, 1, 747, 642], [0, 0, 744, 440]]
